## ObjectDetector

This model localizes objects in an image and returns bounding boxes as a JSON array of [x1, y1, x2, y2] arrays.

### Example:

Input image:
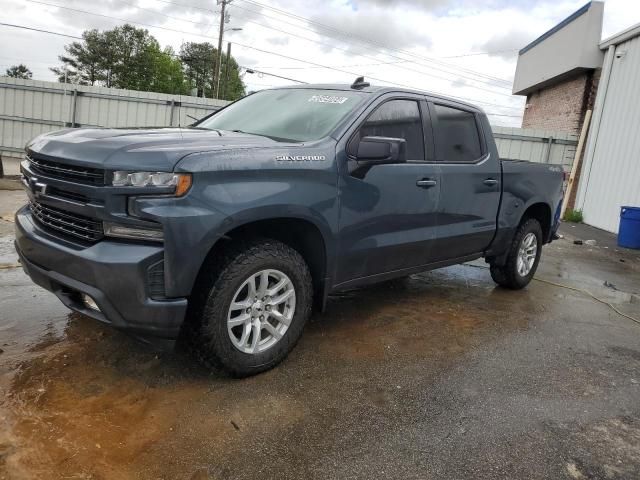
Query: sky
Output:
[[1, 0, 639, 126]]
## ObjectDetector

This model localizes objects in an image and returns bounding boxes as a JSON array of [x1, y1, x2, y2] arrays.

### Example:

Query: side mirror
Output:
[[356, 136, 407, 165]]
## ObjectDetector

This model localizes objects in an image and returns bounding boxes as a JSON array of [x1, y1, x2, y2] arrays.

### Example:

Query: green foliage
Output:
[[219, 53, 245, 101], [179, 42, 245, 100], [51, 29, 106, 85], [51, 25, 244, 98], [150, 47, 189, 95], [563, 209, 584, 223], [179, 42, 216, 98], [5, 64, 33, 79]]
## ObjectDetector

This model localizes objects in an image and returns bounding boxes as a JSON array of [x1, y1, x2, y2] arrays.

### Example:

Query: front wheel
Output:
[[490, 218, 543, 290], [186, 239, 313, 377]]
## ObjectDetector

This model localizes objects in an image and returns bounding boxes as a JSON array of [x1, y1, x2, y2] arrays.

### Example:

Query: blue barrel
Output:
[[618, 206, 640, 249]]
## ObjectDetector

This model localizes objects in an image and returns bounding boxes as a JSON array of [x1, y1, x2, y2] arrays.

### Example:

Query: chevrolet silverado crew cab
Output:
[[15, 78, 564, 376]]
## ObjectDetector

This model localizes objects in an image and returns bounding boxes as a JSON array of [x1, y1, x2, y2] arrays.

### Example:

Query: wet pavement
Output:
[[1, 188, 640, 479]]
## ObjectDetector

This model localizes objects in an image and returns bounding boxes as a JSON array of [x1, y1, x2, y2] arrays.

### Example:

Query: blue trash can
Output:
[[618, 206, 640, 249]]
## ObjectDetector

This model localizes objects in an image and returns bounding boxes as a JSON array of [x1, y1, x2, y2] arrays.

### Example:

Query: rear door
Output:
[[428, 101, 501, 259], [335, 94, 441, 284]]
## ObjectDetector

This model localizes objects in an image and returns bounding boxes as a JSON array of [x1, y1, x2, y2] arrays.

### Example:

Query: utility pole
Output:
[[223, 42, 232, 100], [213, 0, 229, 99]]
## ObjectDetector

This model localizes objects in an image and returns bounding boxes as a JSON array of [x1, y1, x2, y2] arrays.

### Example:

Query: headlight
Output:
[[112, 171, 192, 196]]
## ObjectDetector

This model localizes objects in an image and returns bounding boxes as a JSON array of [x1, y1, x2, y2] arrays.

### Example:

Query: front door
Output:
[[335, 96, 441, 285]]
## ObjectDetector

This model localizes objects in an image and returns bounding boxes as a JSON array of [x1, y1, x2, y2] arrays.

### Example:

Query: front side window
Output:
[[357, 99, 425, 160], [433, 104, 482, 162], [197, 88, 366, 142]]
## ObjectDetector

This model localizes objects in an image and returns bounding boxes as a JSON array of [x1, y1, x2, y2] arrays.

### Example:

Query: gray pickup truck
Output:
[[15, 79, 564, 376]]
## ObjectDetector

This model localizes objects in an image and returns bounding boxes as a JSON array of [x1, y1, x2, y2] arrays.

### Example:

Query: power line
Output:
[[150, 0, 514, 92], [0, 22, 82, 39], [231, 41, 521, 111], [254, 59, 411, 70], [25, 0, 516, 99], [235, 0, 513, 86], [226, 2, 514, 92], [439, 49, 519, 59], [8, 6, 522, 111], [24, 0, 216, 38], [114, 0, 215, 29], [226, 1, 516, 92]]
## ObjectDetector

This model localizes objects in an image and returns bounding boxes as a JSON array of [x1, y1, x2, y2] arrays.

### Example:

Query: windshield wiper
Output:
[[188, 126, 222, 135], [231, 130, 295, 142]]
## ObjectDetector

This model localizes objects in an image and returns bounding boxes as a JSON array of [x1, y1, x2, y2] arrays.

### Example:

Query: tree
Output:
[[180, 42, 245, 100], [51, 25, 245, 98], [180, 42, 216, 98], [51, 29, 107, 85], [5, 64, 33, 79], [150, 46, 189, 95], [219, 50, 245, 101]]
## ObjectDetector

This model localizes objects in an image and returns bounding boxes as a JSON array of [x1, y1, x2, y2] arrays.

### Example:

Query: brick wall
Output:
[[521, 73, 591, 135], [520, 70, 601, 212]]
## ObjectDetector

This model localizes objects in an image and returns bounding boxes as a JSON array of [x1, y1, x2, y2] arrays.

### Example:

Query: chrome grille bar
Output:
[[29, 201, 104, 243], [27, 155, 105, 185]]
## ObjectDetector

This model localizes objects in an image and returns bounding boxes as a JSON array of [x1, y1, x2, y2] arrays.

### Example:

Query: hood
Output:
[[26, 127, 297, 171]]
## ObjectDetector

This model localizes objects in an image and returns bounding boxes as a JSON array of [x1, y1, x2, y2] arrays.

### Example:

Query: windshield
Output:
[[197, 88, 366, 142]]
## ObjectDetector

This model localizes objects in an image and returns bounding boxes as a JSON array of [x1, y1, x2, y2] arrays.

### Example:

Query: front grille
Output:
[[30, 201, 104, 243], [27, 155, 105, 185], [48, 186, 90, 203]]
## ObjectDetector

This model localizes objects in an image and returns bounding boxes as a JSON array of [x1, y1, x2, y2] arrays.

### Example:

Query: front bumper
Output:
[[14, 206, 187, 339]]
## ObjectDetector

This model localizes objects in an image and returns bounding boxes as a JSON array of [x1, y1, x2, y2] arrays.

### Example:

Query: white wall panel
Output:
[[578, 34, 640, 233]]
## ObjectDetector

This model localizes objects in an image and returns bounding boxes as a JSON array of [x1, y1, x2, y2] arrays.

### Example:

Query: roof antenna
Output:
[[351, 76, 370, 89]]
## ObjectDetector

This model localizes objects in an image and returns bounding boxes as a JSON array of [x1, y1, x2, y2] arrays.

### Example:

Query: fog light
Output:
[[82, 293, 100, 311], [104, 222, 164, 242]]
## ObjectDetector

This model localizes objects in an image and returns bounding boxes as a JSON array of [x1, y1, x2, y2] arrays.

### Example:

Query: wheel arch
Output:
[[520, 201, 552, 243], [194, 214, 332, 311]]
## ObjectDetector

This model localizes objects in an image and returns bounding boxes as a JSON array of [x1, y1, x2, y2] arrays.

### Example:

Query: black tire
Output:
[[489, 218, 543, 290], [185, 238, 313, 377]]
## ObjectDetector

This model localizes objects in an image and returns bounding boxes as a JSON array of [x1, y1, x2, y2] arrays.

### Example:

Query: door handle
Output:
[[416, 179, 437, 188], [483, 178, 498, 186]]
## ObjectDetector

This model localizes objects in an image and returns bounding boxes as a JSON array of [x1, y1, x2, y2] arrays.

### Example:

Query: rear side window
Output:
[[433, 104, 482, 162], [358, 99, 425, 160]]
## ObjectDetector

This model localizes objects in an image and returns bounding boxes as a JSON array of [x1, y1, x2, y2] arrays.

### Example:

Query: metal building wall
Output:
[[0, 77, 229, 160], [576, 32, 640, 233]]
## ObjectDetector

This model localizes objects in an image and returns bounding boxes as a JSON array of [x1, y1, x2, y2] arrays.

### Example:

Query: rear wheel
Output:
[[186, 238, 313, 377], [490, 218, 542, 290]]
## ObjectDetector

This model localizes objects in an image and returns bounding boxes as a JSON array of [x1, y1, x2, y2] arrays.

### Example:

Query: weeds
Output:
[[563, 209, 584, 223]]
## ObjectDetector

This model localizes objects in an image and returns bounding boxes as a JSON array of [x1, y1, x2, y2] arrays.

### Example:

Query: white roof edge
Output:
[[600, 22, 640, 49]]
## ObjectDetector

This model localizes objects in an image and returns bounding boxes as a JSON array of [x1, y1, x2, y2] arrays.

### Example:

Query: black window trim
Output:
[[427, 100, 488, 165], [346, 95, 434, 163]]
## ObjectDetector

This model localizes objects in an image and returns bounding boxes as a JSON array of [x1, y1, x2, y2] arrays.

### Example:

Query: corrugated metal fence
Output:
[[1, 78, 578, 175], [492, 126, 578, 170], [0, 77, 228, 167]]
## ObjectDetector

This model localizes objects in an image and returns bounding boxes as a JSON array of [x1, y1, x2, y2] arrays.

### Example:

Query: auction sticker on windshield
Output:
[[308, 95, 349, 104]]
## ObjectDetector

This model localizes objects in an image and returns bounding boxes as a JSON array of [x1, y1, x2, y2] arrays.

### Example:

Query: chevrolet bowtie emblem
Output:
[[29, 176, 48, 197]]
